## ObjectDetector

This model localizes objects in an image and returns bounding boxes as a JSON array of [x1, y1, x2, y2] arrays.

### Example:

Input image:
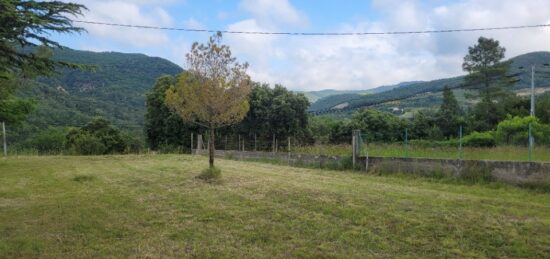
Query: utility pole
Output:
[[531, 65, 535, 117], [2, 122, 6, 156]]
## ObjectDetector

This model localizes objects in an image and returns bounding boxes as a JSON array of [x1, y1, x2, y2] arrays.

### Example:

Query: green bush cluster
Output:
[[20, 117, 144, 155]]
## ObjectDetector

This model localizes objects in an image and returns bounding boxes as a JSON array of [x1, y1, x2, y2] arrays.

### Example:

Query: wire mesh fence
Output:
[[191, 124, 550, 163]]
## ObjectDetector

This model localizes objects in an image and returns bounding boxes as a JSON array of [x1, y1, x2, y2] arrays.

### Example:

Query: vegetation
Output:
[[293, 144, 550, 162], [1, 155, 549, 258], [7, 47, 182, 150], [0, 0, 86, 76], [166, 33, 251, 168]]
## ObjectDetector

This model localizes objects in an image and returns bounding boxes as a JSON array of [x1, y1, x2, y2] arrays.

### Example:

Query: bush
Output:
[[463, 131, 496, 147], [27, 128, 66, 154], [70, 133, 107, 155], [496, 116, 550, 145]]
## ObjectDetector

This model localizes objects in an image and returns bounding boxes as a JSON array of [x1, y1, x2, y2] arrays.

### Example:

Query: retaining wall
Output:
[[195, 149, 550, 187]]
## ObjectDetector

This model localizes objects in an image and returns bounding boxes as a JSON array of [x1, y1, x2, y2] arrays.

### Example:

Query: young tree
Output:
[[166, 33, 251, 169], [436, 86, 462, 138]]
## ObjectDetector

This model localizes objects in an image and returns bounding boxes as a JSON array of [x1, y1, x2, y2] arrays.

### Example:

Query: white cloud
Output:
[[183, 18, 205, 30], [75, 1, 173, 47], [224, 0, 550, 91], [239, 0, 307, 27]]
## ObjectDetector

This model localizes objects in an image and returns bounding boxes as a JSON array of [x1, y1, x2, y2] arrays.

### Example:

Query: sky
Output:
[[53, 0, 550, 91]]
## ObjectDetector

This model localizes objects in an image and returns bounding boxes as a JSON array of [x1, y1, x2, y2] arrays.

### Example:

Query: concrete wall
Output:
[[363, 157, 550, 187], [195, 149, 550, 188]]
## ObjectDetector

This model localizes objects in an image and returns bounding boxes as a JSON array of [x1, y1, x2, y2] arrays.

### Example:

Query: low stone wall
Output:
[[363, 157, 550, 187], [195, 149, 550, 188]]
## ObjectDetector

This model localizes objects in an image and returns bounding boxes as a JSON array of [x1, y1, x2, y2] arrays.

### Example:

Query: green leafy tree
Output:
[[436, 86, 463, 138], [145, 75, 198, 151], [65, 117, 126, 155], [235, 83, 311, 146], [350, 109, 406, 142], [410, 110, 439, 140], [462, 37, 513, 131], [0, 0, 86, 77], [536, 94, 550, 124], [166, 33, 251, 169], [496, 116, 550, 145]]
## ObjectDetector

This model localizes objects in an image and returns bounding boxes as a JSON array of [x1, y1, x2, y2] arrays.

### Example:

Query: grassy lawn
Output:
[[1, 155, 549, 257], [293, 144, 550, 162]]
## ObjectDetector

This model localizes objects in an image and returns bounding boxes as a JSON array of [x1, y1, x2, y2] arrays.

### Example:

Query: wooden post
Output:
[[254, 134, 257, 152], [272, 134, 276, 153], [238, 135, 241, 152], [191, 133, 194, 154]]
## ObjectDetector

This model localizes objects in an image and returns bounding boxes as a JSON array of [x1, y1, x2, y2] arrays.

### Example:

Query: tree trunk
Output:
[[209, 127, 215, 168]]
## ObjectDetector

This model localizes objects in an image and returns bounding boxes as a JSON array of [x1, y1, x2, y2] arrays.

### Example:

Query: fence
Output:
[[190, 124, 550, 163]]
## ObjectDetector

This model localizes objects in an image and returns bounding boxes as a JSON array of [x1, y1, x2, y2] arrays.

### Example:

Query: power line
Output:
[[71, 20, 550, 36]]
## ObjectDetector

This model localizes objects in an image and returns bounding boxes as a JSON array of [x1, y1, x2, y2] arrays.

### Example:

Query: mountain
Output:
[[309, 52, 550, 113], [301, 89, 369, 103], [13, 47, 183, 141], [300, 81, 423, 103]]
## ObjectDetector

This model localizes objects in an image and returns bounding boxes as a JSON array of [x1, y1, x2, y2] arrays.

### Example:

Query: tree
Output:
[[0, 0, 86, 77], [350, 109, 406, 142], [234, 83, 312, 146], [145, 75, 199, 151], [436, 86, 462, 138], [65, 117, 127, 155], [166, 33, 251, 169], [462, 37, 513, 131]]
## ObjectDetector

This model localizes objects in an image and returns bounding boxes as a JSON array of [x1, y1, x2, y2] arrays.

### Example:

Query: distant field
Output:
[[293, 144, 550, 162], [1, 155, 549, 257]]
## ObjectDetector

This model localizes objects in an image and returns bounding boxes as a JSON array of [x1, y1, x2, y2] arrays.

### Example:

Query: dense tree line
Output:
[[144, 76, 312, 152]]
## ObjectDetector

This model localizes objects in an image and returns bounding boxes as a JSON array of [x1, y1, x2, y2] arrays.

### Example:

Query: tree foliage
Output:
[[166, 33, 251, 168], [436, 86, 463, 138], [65, 117, 126, 155], [235, 83, 311, 143], [0, 0, 86, 77], [145, 75, 198, 150]]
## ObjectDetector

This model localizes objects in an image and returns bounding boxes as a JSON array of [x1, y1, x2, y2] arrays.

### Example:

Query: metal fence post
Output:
[[528, 122, 533, 162], [459, 125, 463, 160], [404, 128, 408, 158]]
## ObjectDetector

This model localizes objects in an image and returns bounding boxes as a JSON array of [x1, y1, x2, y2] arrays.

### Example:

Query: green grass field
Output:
[[1, 155, 549, 257], [293, 144, 550, 162]]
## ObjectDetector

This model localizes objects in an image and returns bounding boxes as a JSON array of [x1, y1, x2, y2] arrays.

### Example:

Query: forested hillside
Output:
[[10, 48, 182, 145], [309, 52, 550, 113]]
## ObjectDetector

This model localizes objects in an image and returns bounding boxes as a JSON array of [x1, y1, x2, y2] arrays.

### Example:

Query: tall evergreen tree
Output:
[[437, 86, 462, 138], [462, 37, 513, 131], [0, 0, 86, 77]]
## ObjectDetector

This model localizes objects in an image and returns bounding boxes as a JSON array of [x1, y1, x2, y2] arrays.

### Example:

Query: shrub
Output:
[[463, 131, 496, 147], [496, 116, 550, 145], [28, 128, 66, 154], [70, 133, 107, 155]]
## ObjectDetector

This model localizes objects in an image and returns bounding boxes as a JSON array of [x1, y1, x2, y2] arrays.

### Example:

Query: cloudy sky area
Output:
[[54, 0, 550, 91]]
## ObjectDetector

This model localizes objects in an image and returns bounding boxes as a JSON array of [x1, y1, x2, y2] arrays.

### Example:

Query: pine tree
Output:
[[436, 86, 462, 138]]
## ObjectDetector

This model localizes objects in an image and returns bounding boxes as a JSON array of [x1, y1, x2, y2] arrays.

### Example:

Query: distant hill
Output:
[[301, 81, 423, 103], [13, 47, 183, 141], [309, 52, 550, 113], [301, 89, 369, 103]]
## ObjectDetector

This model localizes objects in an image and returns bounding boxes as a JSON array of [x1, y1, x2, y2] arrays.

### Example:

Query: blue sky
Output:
[[55, 0, 550, 91]]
